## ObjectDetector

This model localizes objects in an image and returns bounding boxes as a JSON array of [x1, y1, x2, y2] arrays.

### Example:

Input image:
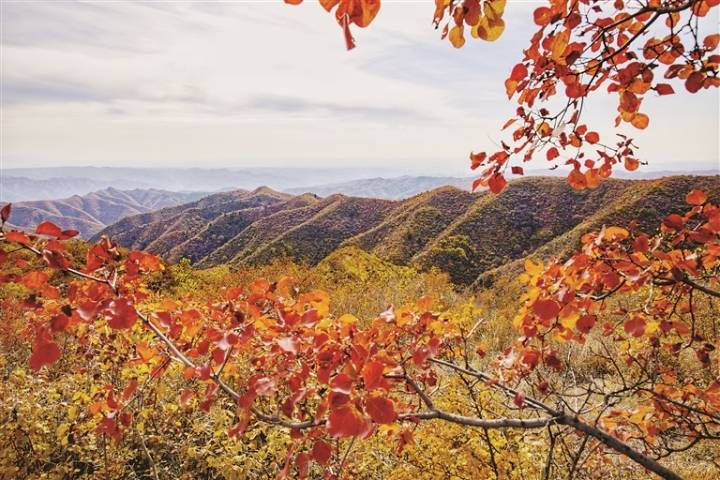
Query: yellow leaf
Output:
[[449, 26, 465, 48], [485, 0, 506, 20], [338, 314, 358, 326], [603, 226, 630, 241], [524, 258, 544, 276], [473, 16, 505, 42]]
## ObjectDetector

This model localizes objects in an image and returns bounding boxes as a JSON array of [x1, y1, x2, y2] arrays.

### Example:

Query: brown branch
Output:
[[429, 358, 683, 480]]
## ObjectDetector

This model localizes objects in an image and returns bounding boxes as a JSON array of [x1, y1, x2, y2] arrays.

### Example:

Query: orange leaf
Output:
[[488, 174, 507, 193], [686, 189, 707, 205], [533, 7, 551, 26], [449, 26, 465, 48], [362, 361, 385, 391], [624, 157, 639, 171], [546, 147, 559, 161], [509, 63, 528, 81], [631, 113, 649, 129], [568, 168, 587, 190], [584, 131, 600, 144], [35, 221, 63, 237], [5, 231, 30, 244]]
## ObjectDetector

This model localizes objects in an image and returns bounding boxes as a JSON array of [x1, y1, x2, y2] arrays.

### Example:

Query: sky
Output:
[[1, 1, 718, 176]]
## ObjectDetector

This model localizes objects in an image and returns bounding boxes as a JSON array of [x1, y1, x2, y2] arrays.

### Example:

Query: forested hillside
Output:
[[95, 176, 720, 287]]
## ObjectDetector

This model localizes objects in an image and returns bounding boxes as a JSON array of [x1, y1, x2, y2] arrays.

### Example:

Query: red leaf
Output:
[[584, 131, 600, 144], [29, 339, 61, 370], [122, 378, 138, 401], [365, 395, 397, 424], [311, 439, 332, 465], [327, 406, 367, 438], [35, 221, 63, 237], [533, 7, 551, 26], [59, 229, 80, 240], [488, 174, 507, 194], [624, 316, 646, 337], [685, 71, 704, 93], [686, 189, 707, 206], [330, 373, 354, 395], [5, 231, 30, 245], [362, 361, 385, 391], [546, 147, 559, 161], [471, 178, 484, 192], [50, 314, 69, 332], [105, 298, 138, 329], [513, 391, 525, 408], [21, 271, 49, 290], [521, 349, 540, 369], [663, 213, 685, 230], [568, 168, 587, 190], [470, 151, 487, 169], [532, 299, 560, 321], [509, 63, 528, 81], [576, 315, 596, 334], [655, 83, 675, 95], [511, 166, 524, 175], [0, 203, 10, 223]]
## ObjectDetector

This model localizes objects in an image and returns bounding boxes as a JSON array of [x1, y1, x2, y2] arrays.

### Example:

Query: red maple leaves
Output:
[[285, 1, 718, 193]]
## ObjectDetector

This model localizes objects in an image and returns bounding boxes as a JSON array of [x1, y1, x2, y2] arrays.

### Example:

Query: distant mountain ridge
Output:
[[283, 176, 475, 199], [3, 167, 716, 202], [283, 169, 719, 199], [94, 175, 720, 287], [6, 188, 209, 238], [1, 167, 411, 201]]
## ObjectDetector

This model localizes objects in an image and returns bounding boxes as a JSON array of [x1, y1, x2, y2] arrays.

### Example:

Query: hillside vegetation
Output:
[[95, 176, 720, 287]]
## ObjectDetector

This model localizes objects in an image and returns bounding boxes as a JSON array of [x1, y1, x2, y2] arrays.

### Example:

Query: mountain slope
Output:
[[6, 188, 208, 238], [474, 175, 720, 289], [96, 176, 720, 287]]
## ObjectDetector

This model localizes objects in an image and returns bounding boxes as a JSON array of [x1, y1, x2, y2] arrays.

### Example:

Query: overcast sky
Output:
[[1, 1, 718, 176]]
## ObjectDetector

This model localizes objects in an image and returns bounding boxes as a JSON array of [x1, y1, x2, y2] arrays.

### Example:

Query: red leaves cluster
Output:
[[282, 2, 718, 193], [467, 0, 718, 192], [509, 190, 719, 376]]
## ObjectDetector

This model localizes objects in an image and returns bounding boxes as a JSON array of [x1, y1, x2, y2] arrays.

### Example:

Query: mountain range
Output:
[[1, 167, 411, 201], [94, 175, 720, 287], [5, 188, 209, 238], [283, 176, 474, 199], [4, 167, 716, 202]]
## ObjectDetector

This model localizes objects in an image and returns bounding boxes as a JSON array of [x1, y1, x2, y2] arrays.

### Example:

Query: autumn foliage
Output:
[[288, 0, 719, 192], [1, 188, 719, 478]]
